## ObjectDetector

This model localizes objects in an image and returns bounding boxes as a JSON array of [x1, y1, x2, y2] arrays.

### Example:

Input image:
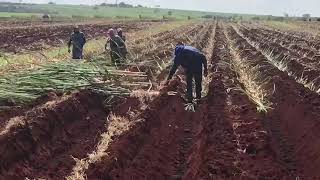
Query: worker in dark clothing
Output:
[[117, 28, 126, 42], [165, 43, 208, 103], [105, 28, 127, 65], [68, 26, 86, 59]]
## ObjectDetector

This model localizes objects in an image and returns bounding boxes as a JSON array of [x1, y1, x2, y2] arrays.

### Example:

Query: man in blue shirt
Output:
[[165, 43, 208, 103], [68, 26, 86, 59]]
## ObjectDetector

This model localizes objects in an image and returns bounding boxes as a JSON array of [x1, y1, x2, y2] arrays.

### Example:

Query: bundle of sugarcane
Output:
[[0, 60, 131, 105]]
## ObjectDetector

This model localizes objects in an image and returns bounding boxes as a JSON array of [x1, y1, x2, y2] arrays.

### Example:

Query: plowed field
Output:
[[1, 21, 320, 180]]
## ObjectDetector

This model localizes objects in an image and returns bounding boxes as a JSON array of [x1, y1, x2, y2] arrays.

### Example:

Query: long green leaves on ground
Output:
[[0, 60, 130, 105]]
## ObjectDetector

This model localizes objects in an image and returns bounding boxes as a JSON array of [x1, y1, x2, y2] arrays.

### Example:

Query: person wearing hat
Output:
[[68, 26, 86, 59], [105, 28, 127, 65], [164, 43, 208, 103]]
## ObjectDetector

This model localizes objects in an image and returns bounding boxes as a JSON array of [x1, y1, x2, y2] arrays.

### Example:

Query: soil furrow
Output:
[[229, 24, 320, 178], [84, 23, 215, 180], [236, 25, 320, 90], [198, 24, 294, 179], [0, 91, 110, 179], [220, 24, 296, 178]]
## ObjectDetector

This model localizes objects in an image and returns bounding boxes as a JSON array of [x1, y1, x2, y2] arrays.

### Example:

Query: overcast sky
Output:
[[4, 0, 320, 16]]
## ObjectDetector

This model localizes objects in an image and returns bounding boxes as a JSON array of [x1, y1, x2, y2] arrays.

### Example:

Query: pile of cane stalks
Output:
[[0, 60, 131, 105]]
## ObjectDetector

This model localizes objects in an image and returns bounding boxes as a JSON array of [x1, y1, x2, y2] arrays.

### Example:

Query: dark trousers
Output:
[[110, 51, 121, 64], [72, 48, 83, 59], [186, 71, 202, 102], [110, 49, 127, 65]]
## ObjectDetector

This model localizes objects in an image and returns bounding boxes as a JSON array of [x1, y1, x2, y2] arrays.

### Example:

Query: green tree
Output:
[[302, 14, 311, 21]]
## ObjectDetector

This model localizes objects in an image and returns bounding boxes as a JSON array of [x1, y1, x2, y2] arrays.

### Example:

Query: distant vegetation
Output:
[[0, 2, 318, 22], [0, 2, 58, 14], [250, 13, 319, 22], [0, 2, 257, 21], [0, 2, 222, 20], [99, 2, 138, 8]]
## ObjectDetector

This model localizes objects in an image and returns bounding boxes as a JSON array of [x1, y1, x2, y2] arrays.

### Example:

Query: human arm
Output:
[[82, 34, 86, 46], [167, 62, 179, 81], [67, 36, 72, 53], [105, 38, 110, 51], [163, 44, 184, 85], [118, 37, 126, 48], [165, 57, 180, 86], [164, 63, 179, 86], [116, 37, 128, 54]]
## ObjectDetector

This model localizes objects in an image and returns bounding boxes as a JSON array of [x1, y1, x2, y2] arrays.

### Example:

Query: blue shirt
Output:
[[168, 45, 207, 79]]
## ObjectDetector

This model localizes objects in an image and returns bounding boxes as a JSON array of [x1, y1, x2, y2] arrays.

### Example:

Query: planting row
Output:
[[236, 24, 320, 93], [226, 24, 320, 178], [0, 22, 211, 180]]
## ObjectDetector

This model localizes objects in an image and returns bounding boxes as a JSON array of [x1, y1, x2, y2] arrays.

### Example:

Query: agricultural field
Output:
[[1, 12, 320, 180], [0, 20, 158, 53], [256, 20, 320, 37], [0, 12, 38, 17], [0, 3, 226, 20]]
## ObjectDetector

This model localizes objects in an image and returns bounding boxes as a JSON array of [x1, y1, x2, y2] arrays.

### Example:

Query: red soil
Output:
[[0, 91, 110, 179], [229, 24, 320, 178], [84, 24, 296, 180], [0, 92, 60, 130], [198, 26, 294, 179], [86, 85, 200, 179]]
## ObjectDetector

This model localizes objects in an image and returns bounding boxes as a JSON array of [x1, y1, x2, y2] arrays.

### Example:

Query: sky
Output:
[[3, 0, 320, 16]]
